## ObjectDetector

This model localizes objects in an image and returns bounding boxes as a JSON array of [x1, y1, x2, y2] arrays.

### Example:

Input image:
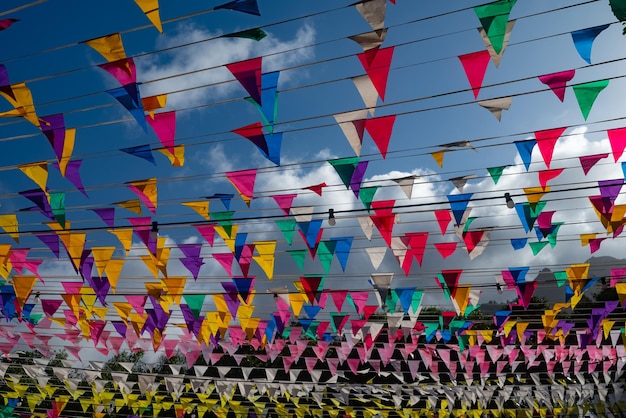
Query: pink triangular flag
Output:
[[535, 127, 566, 168], [272, 194, 297, 216], [226, 169, 256, 207], [608, 127, 626, 162], [365, 115, 396, 158], [213, 253, 234, 275], [458, 50, 491, 99], [146, 111, 176, 155], [356, 46, 395, 101], [195, 224, 216, 246], [538, 70, 575, 102]]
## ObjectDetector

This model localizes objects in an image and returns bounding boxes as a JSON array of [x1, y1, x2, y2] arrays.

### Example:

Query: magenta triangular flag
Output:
[[272, 193, 297, 216], [226, 57, 262, 105], [146, 111, 176, 154], [213, 253, 234, 276], [458, 50, 491, 99], [608, 127, 626, 162], [226, 169, 257, 207], [538, 70, 575, 102], [579, 153, 608, 175]]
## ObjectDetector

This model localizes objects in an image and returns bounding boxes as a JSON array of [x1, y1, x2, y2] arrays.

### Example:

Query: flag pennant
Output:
[[434, 210, 452, 235], [571, 24, 609, 64], [207, 193, 234, 210], [516, 281, 538, 309], [356, 46, 395, 101], [538, 70, 575, 102], [0, 19, 17, 31], [297, 219, 323, 252], [458, 50, 491, 99], [18, 162, 48, 192], [352, 75, 378, 114], [272, 194, 297, 216], [107, 84, 146, 131], [334, 110, 369, 155], [215, 0, 261, 16], [438, 270, 463, 298], [355, 0, 386, 31], [579, 153, 608, 175], [34, 232, 60, 258], [300, 276, 325, 305], [0, 215, 19, 243], [53, 159, 86, 197], [515, 201, 547, 233], [327, 157, 369, 197], [178, 243, 205, 281], [435, 242, 457, 259], [477, 97, 512, 121], [364, 115, 396, 158], [253, 241, 276, 280], [127, 178, 157, 214], [303, 182, 327, 196], [232, 122, 281, 165], [19, 188, 52, 220], [538, 169, 564, 190], [254, 71, 280, 132], [146, 111, 176, 155], [232, 276, 255, 304], [182, 201, 210, 221], [331, 237, 353, 272], [226, 169, 256, 207], [0, 82, 40, 126], [474, 0, 517, 55], [142, 94, 167, 118], [573, 79, 609, 120], [370, 200, 396, 247], [514, 139, 536, 171], [447, 193, 473, 227], [401, 232, 428, 275], [349, 29, 387, 52], [535, 127, 566, 169], [39, 114, 68, 167], [226, 57, 262, 105], [84, 33, 126, 62], [133, 0, 163, 32], [478, 20, 515, 67], [120, 144, 156, 165], [99, 57, 136, 87], [608, 127, 626, 162], [222, 27, 267, 41]]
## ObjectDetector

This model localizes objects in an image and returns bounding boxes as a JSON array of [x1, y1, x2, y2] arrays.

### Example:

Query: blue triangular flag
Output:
[[447, 193, 473, 226], [571, 24, 610, 64], [215, 0, 260, 15], [514, 139, 536, 171], [330, 237, 353, 271], [120, 144, 156, 165], [511, 238, 527, 250]]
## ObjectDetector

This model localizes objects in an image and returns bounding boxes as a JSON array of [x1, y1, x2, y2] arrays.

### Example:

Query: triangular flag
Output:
[[182, 201, 210, 221], [146, 111, 176, 154], [355, 0, 386, 31], [458, 50, 491, 99], [84, 33, 126, 62], [534, 127, 566, 169], [538, 70, 575, 102], [334, 110, 368, 155], [364, 115, 396, 158], [215, 0, 260, 16], [133, 0, 163, 32], [478, 20, 515, 67], [514, 139, 536, 171], [18, 162, 48, 192], [127, 178, 157, 214], [608, 127, 626, 162], [232, 122, 281, 165], [226, 57, 262, 105], [357, 46, 394, 101], [120, 144, 156, 165], [349, 29, 387, 52], [579, 153, 608, 175], [477, 97, 512, 121], [474, 0, 517, 55], [571, 24, 609, 64], [226, 169, 256, 207], [487, 166, 507, 184], [573, 79, 609, 120], [352, 75, 378, 114], [222, 27, 267, 41]]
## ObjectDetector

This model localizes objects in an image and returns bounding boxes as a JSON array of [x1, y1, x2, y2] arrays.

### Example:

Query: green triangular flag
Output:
[[287, 249, 307, 270], [212, 211, 235, 236], [411, 290, 423, 314], [275, 219, 296, 245], [547, 222, 564, 248], [316, 241, 334, 274], [222, 27, 267, 41], [474, 0, 517, 54], [554, 271, 568, 287], [49, 192, 66, 227], [529, 241, 549, 256], [487, 166, 506, 184], [328, 157, 359, 189], [359, 186, 379, 211], [183, 294, 206, 319], [573, 79, 609, 120]]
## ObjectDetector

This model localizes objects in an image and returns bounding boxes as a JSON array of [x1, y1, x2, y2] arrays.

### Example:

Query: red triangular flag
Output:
[[357, 46, 395, 101], [608, 127, 626, 162], [365, 115, 396, 158], [458, 50, 491, 99], [434, 242, 457, 259], [538, 169, 564, 190], [579, 153, 608, 175], [535, 127, 566, 168]]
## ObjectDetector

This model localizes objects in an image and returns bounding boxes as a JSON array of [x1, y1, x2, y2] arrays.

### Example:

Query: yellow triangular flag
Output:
[[116, 199, 143, 215], [431, 151, 445, 167], [59, 128, 76, 177], [105, 259, 125, 292], [91, 246, 116, 277], [18, 161, 48, 191], [127, 178, 157, 213], [109, 228, 133, 255], [157, 144, 185, 167], [84, 33, 126, 62], [134, 0, 163, 33], [0, 215, 19, 242], [182, 201, 210, 221], [252, 241, 276, 280], [13, 275, 38, 308]]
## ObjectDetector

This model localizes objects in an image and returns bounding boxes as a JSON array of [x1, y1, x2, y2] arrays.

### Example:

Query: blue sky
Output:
[[0, 0, 625, 360]]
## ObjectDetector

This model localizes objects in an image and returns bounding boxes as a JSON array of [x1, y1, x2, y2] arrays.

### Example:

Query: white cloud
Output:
[[136, 22, 316, 109]]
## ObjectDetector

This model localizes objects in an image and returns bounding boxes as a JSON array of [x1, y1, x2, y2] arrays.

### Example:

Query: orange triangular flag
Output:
[[13, 275, 37, 308], [134, 0, 162, 32], [18, 162, 48, 192], [84, 33, 126, 62], [108, 228, 133, 255], [182, 201, 210, 221]]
